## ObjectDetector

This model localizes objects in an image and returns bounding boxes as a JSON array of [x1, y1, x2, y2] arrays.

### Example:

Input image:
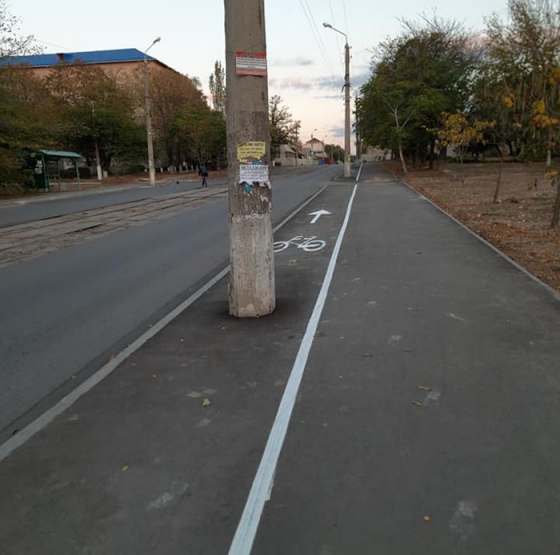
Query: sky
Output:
[[10, 0, 510, 151]]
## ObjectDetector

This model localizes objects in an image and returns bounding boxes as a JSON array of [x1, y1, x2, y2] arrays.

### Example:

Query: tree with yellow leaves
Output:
[[431, 112, 491, 183]]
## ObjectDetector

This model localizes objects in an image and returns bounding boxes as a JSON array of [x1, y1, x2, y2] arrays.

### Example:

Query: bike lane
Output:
[[248, 164, 560, 554]]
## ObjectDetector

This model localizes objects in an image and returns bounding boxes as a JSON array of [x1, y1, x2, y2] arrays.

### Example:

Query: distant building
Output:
[[361, 146, 391, 162], [274, 144, 297, 166], [302, 138, 327, 160], [0, 48, 173, 83]]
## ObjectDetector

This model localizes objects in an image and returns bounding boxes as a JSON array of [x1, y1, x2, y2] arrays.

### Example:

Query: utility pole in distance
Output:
[[224, 0, 275, 317], [323, 23, 351, 178], [144, 37, 160, 186]]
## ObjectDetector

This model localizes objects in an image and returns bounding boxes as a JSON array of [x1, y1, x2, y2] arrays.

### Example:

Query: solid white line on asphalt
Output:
[[0, 266, 228, 463], [356, 162, 364, 182], [0, 183, 330, 463], [273, 185, 328, 232], [228, 184, 359, 555]]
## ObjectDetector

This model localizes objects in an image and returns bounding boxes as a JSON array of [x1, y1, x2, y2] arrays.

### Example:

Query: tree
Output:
[[44, 63, 144, 172], [0, 1, 46, 189], [0, 0, 41, 58], [175, 103, 226, 168], [484, 0, 560, 161], [326, 143, 344, 162], [358, 15, 480, 169], [0, 67, 57, 188], [208, 60, 226, 114], [431, 111, 491, 182], [483, 0, 560, 223], [144, 67, 208, 167], [269, 95, 299, 160]]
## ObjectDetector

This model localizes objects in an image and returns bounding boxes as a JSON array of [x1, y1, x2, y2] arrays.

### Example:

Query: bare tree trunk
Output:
[[398, 139, 408, 174], [428, 140, 434, 170], [94, 138, 103, 181], [493, 155, 504, 203], [552, 173, 560, 228]]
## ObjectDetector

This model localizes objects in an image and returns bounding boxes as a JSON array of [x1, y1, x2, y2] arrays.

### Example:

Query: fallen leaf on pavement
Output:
[[417, 385, 432, 392], [412, 401, 423, 407], [202, 398, 212, 408], [363, 352, 373, 358], [288, 259, 298, 264], [122, 464, 130, 472], [424, 515, 431, 522]]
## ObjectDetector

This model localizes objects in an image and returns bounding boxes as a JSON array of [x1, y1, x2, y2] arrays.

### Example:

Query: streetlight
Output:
[[323, 22, 351, 178], [144, 37, 160, 186]]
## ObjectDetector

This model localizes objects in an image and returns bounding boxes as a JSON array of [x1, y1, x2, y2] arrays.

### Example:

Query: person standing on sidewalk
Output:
[[198, 164, 209, 187]]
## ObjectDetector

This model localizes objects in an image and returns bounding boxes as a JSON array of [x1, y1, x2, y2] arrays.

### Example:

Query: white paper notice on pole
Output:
[[239, 164, 269, 183], [236, 51, 267, 76]]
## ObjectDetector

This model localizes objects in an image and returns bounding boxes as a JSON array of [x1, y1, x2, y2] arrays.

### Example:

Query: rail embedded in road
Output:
[[0, 187, 228, 268]]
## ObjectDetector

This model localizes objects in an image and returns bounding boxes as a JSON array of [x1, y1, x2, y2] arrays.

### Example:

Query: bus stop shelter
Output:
[[28, 150, 83, 190]]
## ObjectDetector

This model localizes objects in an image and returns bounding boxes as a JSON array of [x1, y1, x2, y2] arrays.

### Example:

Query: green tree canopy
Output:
[[358, 15, 480, 168], [209, 60, 226, 114], [44, 63, 144, 171]]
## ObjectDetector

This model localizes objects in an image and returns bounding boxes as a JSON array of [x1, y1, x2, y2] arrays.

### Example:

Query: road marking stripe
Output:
[[356, 162, 364, 182], [0, 184, 330, 462], [228, 184, 358, 555]]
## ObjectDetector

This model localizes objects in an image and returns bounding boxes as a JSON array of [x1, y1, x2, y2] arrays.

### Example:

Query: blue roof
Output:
[[1, 48, 155, 68]]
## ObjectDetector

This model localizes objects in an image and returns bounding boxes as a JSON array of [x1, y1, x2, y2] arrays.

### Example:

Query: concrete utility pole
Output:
[[224, 0, 275, 317], [323, 23, 351, 178], [144, 37, 160, 186], [355, 94, 361, 162]]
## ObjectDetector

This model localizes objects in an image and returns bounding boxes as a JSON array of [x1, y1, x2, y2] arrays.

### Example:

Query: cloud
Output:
[[328, 126, 345, 138], [274, 77, 313, 90], [270, 70, 371, 93], [315, 70, 371, 91], [312, 93, 345, 100], [272, 57, 314, 67]]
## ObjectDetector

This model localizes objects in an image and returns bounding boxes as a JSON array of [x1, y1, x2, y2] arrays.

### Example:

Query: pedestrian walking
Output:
[[199, 164, 209, 187]]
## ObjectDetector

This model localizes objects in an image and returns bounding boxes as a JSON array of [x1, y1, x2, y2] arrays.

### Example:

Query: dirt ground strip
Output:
[[381, 161, 560, 293], [0, 186, 227, 268]]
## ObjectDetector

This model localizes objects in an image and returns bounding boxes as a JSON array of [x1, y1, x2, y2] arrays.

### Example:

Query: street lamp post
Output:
[[323, 23, 351, 178], [144, 37, 160, 186]]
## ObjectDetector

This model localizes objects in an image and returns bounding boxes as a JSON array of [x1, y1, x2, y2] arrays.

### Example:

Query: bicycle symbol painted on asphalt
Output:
[[273, 236, 326, 253]]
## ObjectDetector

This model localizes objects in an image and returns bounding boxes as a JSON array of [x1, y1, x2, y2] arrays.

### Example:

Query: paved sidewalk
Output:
[[2, 163, 560, 554]]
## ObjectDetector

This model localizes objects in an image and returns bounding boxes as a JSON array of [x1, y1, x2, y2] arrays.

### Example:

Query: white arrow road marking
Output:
[[308, 209, 331, 224]]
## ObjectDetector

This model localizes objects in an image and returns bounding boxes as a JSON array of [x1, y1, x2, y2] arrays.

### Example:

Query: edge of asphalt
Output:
[[0, 183, 329, 462], [397, 175, 560, 303]]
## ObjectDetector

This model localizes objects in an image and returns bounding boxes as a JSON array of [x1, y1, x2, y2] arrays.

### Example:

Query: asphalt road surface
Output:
[[0, 166, 319, 228], [0, 165, 338, 440]]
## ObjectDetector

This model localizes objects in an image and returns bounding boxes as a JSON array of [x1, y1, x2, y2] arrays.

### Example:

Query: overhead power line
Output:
[[298, 0, 337, 82]]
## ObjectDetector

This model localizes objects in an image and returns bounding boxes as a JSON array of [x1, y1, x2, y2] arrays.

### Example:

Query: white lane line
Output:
[[0, 266, 227, 463], [228, 184, 359, 555], [0, 184, 329, 462], [273, 185, 328, 233], [356, 163, 364, 182]]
